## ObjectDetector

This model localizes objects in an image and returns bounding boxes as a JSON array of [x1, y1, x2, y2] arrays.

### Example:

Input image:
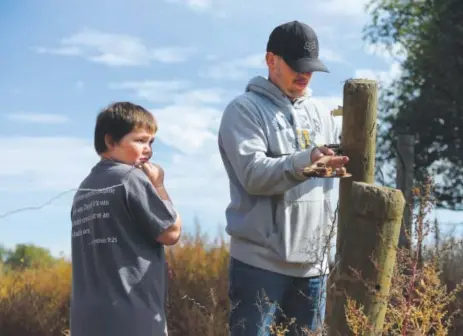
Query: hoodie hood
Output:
[[245, 76, 312, 109]]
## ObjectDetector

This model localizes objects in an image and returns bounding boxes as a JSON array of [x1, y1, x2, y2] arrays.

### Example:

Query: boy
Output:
[[70, 101, 182, 336]]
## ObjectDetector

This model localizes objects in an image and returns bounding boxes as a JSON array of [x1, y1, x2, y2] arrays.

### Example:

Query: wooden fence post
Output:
[[334, 78, 379, 274], [329, 182, 405, 335], [396, 134, 415, 250], [335, 79, 378, 255], [326, 78, 389, 335]]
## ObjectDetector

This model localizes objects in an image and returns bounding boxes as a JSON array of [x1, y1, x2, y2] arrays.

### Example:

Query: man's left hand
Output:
[[311, 146, 349, 168]]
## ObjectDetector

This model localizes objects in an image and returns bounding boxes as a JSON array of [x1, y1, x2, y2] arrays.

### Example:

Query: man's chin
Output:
[[288, 91, 305, 100]]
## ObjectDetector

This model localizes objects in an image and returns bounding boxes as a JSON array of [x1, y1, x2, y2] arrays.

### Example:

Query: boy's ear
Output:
[[104, 134, 115, 149]]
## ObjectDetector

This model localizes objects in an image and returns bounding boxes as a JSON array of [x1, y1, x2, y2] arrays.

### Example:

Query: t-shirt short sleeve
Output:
[[125, 169, 177, 240]]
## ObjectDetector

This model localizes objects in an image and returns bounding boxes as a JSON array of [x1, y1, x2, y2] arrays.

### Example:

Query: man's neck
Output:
[[267, 76, 295, 103]]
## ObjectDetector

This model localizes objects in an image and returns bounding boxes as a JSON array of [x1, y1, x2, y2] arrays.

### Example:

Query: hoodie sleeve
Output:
[[218, 97, 316, 196]]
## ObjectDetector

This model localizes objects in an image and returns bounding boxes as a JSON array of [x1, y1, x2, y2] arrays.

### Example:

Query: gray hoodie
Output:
[[218, 76, 341, 277]]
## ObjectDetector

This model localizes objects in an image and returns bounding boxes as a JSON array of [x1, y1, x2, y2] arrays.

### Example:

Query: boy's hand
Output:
[[141, 162, 165, 187]]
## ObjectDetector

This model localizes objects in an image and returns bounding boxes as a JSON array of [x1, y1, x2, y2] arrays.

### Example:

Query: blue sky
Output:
[[1, 0, 461, 257]]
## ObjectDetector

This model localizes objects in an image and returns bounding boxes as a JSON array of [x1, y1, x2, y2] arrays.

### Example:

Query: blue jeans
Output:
[[228, 257, 327, 336]]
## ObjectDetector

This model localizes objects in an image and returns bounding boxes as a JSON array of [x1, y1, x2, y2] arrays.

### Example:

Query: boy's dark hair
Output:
[[94, 101, 157, 154]]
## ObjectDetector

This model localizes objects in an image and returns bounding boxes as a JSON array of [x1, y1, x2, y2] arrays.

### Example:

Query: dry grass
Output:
[[165, 230, 230, 336], [0, 230, 231, 336], [1, 199, 463, 335], [0, 259, 71, 336], [345, 177, 463, 335]]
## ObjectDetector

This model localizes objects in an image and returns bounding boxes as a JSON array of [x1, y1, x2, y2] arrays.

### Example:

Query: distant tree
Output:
[[4, 243, 56, 270], [363, 0, 463, 210], [0, 244, 10, 262]]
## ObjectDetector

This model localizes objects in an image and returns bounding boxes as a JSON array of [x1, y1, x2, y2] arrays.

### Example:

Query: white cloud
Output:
[[314, 25, 359, 42], [6, 113, 69, 124], [163, 0, 244, 17], [109, 80, 227, 106], [35, 46, 81, 56], [201, 53, 266, 80], [202, 49, 348, 81], [149, 104, 222, 154], [0, 137, 97, 191], [321, 48, 348, 64], [315, 95, 343, 111], [163, 0, 370, 20], [35, 29, 196, 66], [364, 42, 407, 64], [232, 54, 266, 68], [314, 0, 370, 17], [109, 80, 188, 103], [165, 0, 215, 11], [165, 152, 227, 197], [75, 81, 84, 90], [354, 62, 402, 87], [174, 88, 226, 105]]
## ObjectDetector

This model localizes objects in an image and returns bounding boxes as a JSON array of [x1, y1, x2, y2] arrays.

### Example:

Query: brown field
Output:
[[1, 227, 463, 336]]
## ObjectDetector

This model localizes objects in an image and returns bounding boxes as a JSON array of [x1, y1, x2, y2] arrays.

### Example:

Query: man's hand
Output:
[[311, 146, 349, 168], [141, 162, 165, 187], [301, 146, 349, 177]]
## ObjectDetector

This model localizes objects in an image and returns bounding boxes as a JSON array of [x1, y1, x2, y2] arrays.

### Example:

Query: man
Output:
[[217, 21, 348, 335]]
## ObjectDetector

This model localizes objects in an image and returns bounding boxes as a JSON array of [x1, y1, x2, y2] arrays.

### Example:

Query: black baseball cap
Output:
[[266, 21, 329, 73]]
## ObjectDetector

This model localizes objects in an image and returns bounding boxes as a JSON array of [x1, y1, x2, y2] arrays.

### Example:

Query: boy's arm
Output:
[[218, 99, 316, 196], [125, 171, 182, 246], [153, 185, 182, 245]]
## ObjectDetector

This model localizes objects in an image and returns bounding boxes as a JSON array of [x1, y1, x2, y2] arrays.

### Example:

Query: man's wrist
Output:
[[310, 146, 321, 163], [292, 145, 317, 180]]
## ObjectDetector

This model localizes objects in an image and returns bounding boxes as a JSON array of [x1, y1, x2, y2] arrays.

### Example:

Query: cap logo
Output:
[[304, 41, 317, 52]]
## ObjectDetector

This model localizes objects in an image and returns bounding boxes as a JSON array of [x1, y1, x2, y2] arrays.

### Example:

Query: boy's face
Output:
[[104, 127, 155, 166]]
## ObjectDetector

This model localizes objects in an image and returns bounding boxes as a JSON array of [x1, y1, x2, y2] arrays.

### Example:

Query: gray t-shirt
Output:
[[70, 159, 177, 336]]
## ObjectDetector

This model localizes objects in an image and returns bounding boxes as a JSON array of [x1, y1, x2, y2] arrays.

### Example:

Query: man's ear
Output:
[[265, 52, 273, 67], [265, 52, 276, 70]]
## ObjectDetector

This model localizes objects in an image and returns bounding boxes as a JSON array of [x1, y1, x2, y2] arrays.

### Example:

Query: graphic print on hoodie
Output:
[[218, 76, 341, 277]]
